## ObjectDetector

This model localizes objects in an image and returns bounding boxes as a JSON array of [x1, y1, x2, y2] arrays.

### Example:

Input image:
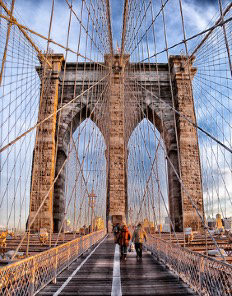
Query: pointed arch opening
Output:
[[127, 118, 169, 231]]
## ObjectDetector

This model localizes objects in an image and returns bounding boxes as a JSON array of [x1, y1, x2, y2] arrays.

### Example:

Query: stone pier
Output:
[[29, 54, 64, 233], [30, 54, 204, 233], [170, 56, 204, 230], [106, 55, 129, 229]]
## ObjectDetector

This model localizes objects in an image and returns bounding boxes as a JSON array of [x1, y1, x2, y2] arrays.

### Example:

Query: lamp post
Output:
[[88, 189, 96, 233]]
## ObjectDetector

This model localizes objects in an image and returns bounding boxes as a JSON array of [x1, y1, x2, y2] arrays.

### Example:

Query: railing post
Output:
[[76, 238, 79, 259], [155, 238, 157, 258], [80, 235, 83, 254], [83, 236, 86, 253], [154, 238, 156, 257], [165, 243, 168, 265], [199, 256, 204, 296], [67, 242, 71, 270], [158, 240, 160, 261], [29, 258, 35, 296], [90, 233, 93, 247], [53, 248, 58, 284], [177, 249, 180, 279], [151, 238, 154, 255], [153, 238, 156, 255], [156, 238, 158, 256]]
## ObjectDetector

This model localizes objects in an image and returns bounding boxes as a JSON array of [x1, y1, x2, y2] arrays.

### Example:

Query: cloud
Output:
[[182, 1, 217, 32]]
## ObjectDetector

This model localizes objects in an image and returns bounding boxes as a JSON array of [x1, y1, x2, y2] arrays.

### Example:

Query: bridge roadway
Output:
[[38, 235, 197, 296]]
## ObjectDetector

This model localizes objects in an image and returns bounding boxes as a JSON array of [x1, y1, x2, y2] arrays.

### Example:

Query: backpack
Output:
[[113, 225, 119, 233], [134, 227, 145, 243]]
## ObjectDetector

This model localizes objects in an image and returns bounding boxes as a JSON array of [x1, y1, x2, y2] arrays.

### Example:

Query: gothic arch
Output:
[[126, 98, 183, 231], [30, 54, 203, 233], [53, 88, 107, 231]]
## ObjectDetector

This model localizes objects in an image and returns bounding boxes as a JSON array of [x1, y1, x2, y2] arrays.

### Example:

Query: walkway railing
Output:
[[146, 235, 232, 296], [0, 229, 106, 296]]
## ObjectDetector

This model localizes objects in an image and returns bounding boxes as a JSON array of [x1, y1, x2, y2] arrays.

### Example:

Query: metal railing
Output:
[[146, 235, 232, 296], [0, 229, 106, 296]]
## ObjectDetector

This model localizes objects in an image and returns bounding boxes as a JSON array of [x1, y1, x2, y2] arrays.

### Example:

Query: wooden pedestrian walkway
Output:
[[38, 235, 197, 296]]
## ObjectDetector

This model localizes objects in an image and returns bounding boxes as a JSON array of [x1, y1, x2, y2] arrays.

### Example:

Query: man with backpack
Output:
[[132, 223, 147, 259], [117, 223, 131, 260]]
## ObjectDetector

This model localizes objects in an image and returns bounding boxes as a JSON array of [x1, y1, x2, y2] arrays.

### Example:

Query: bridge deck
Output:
[[38, 235, 196, 296]]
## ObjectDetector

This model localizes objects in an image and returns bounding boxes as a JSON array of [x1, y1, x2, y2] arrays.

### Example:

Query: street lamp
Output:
[[88, 189, 96, 233]]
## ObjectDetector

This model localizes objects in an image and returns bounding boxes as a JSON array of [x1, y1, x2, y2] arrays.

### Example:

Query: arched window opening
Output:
[[127, 118, 169, 233], [64, 119, 107, 234]]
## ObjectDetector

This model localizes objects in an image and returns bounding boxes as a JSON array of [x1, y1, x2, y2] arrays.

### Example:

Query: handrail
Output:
[[0, 229, 107, 296], [146, 235, 232, 295]]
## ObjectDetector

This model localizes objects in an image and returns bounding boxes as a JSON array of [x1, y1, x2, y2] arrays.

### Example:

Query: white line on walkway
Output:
[[111, 244, 122, 296], [53, 235, 108, 296]]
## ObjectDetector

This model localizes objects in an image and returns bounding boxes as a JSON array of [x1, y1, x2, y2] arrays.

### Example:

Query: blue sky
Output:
[[0, 0, 231, 230], [11, 0, 221, 61]]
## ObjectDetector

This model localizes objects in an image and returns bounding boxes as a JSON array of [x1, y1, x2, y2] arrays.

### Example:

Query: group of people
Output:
[[113, 222, 147, 260]]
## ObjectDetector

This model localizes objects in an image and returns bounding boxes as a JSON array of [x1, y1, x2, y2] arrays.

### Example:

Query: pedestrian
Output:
[[117, 223, 131, 260], [132, 223, 147, 259], [113, 223, 120, 243]]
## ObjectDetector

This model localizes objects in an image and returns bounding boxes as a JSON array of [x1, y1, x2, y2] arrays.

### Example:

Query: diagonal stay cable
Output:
[[132, 79, 232, 153], [137, 96, 227, 261], [124, 80, 179, 241], [11, 79, 109, 259], [0, 73, 110, 153], [0, 14, 110, 69], [139, 16, 232, 63]]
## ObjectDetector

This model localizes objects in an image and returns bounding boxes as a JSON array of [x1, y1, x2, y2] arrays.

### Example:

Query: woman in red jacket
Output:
[[117, 224, 131, 260]]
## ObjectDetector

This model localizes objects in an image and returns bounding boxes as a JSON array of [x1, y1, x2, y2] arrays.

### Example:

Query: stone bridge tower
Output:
[[29, 53, 204, 233]]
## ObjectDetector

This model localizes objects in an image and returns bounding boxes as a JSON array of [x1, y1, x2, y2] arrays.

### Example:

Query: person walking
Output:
[[117, 223, 131, 260], [113, 223, 120, 243], [132, 223, 147, 259]]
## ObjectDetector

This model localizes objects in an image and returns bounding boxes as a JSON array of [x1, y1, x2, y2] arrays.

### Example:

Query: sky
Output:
[[1, 0, 231, 230], [11, 0, 221, 60]]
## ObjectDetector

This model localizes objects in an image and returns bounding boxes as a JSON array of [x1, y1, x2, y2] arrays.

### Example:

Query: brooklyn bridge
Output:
[[0, 0, 232, 295]]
